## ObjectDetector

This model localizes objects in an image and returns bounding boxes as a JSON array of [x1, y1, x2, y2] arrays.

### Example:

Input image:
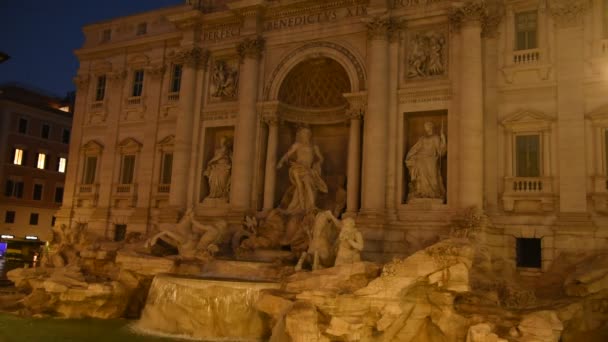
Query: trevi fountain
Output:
[[3, 0, 608, 341]]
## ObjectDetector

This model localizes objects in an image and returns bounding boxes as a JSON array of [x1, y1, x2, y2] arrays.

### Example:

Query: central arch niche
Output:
[[274, 57, 352, 212]]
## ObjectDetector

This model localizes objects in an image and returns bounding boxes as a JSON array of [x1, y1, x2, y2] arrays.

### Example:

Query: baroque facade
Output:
[[60, 0, 608, 271]]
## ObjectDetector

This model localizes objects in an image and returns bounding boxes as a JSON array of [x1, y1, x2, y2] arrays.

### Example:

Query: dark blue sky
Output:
[[0, 0, 183, 97]]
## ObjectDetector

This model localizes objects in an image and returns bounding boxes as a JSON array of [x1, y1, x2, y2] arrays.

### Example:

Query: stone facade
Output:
[[60, 0, 608, 271]]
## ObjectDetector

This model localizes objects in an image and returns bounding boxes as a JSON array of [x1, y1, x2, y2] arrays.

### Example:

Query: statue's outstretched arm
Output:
[[277, 143, 298, 168]]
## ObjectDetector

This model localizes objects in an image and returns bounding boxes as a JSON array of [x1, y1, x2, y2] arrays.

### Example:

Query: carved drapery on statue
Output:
[[277, 126, 328, 213], [405, 120, 447, 203], [204, 135, 232, 201]]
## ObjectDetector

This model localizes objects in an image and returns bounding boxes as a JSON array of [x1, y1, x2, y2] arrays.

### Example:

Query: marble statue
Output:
[[334, 217, 363, 266], [277, 127, 328, 213], [405, 121, 447, 202], [293, 211, 363, 271], [42, 223, 89, 267], [204, 136, 232, 200], [145, 209, 226, 260], [211, 60, 238, 99]]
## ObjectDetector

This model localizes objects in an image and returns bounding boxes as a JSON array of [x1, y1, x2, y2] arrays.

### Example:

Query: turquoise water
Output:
[[0, 314, 184, 342]]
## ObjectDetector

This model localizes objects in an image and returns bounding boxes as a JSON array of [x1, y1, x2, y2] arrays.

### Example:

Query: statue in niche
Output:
[[211, 60, 238, 99], [334, 216, 364, 266], [204, 136, 232, 201], [405, 121, 447, 202], [277, 126, 328, 213], [408, 31, 446, 79]]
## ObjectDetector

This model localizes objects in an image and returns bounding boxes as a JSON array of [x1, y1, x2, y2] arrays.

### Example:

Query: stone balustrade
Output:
[[113, 183, 137, 196], [513, 48, 542, 65], [157, 183, 171, 193], [505, 177, 553, 194], [126, 96, 142, 106], [167, 92, 179, 102]]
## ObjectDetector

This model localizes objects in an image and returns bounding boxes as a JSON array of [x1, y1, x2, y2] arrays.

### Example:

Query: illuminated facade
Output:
[[0, 84, 72, 241], [60, 0, 608, 271]]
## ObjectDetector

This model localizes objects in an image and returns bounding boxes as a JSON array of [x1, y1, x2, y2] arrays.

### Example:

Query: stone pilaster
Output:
[[168, 47, 208, 212], [450, 2, 485, 209], [230, 37, 265, 212], [550, 0, 589, 214], [360, 17, 392, 216], [262, 114, 279, 210]]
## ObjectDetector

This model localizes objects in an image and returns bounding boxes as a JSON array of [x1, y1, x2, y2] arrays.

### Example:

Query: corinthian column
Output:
[[451, 3, 485, 209], [169, 47, 205, 210], [360, 18, 391, 216], [230, 37, 265, 211], [263, 115, 279, 210]]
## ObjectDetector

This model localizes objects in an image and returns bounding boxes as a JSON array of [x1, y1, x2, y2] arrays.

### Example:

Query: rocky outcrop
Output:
[[7, 266, 128, 318]]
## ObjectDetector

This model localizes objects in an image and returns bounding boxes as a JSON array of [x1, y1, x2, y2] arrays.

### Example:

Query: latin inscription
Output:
[[264, 6, 367, 32], [203, 27, 240, 42], [393, 0, 445, 7]]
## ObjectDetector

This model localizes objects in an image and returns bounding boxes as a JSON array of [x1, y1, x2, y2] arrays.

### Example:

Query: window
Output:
[[136, 22, 147, 35], [6, 180, 25, 198], [82, 156, 98, 184], [62, 129, 70, 144], [516, 238, 541, 268], [13, 148, 24, 165], [132, 70, 144, 97], [516, 135, 540, 177], [36, 153, 47, 169], [114, 224, 127, 242], [18, 118, 28, 134], [5, 211, 15, 223], [170, 64, 182, 93], [120, 155, 136, 184], [160, 152, 173, 184], [515, 11, 538, 50], [95, 75, 106, 101], [33, 184, 43, 201], [55, 186, 64, 203], [29, 213, 39, 225], [58, 157, 67, 173], [102, 29, 111, 42], [51, 216, 56, 227], [41, 124, 50, 139]]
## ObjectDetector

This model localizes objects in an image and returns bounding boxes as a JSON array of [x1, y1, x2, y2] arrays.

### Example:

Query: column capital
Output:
[[169, 47, 210, 69], [343, 92, 367, 120], [72, 74, 90, 91], [262, 115, 280, 126], [364, 16, 400, 41], [449, 1, 505, 37], [237, 37, 266, 61], [548, 0, 590, 28]]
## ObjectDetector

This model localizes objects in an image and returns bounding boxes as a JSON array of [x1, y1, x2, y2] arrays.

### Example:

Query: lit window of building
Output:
[[13, 148, 24, 165], [37, 153, 47, 169], [58, 157, 67, 173]]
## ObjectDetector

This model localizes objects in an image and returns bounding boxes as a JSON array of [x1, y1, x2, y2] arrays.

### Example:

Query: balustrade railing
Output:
[[157, 184, 171, 193], [126, 97, 142, 106], [168, 92, 180, 102], [513, 49, 541, 65], [505, 177, 553, 194]]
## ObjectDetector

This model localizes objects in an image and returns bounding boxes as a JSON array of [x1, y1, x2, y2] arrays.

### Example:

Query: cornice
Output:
[[75, 32, 182, 60]]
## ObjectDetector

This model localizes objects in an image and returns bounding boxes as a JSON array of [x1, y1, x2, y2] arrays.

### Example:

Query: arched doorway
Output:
[[273, 57, 353, 213]]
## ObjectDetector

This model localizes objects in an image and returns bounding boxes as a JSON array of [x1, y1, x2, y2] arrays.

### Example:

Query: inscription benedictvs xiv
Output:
[[393, 0, 446, 7], [264, 6, 367, 32]]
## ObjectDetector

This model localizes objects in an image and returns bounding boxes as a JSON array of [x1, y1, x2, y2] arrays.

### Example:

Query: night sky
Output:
[[0, 0, 183, 98]]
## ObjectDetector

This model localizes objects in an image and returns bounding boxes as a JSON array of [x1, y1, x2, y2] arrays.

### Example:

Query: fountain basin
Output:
[[134, 274, 280, 341]]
